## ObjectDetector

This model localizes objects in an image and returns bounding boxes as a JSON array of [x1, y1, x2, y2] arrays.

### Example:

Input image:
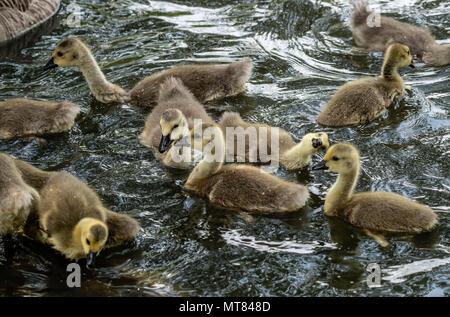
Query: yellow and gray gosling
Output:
[[317, 43, 415, 127], [44, 38, 253, 107], [139, 77, 213, 168], [13, 161, 140, 269], [219, 111, 329, 169], [184, 122, 310, 214], [313, 143, 438, 246]]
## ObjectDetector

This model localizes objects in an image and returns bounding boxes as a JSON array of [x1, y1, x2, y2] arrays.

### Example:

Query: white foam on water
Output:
[[222, 229, 336, 255], [124, 1, 252, 37], [382, 257, 450, 283]]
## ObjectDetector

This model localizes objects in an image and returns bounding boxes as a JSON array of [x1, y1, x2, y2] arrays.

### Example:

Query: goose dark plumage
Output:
[[0, 0, 60, 43]]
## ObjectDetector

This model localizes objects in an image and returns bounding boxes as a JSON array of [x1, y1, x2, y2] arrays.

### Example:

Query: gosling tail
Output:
[[219, 111, 244, 128], [158, 77, 195, 102], [226, 59, 253, 94], [351, 0, 371, 27]]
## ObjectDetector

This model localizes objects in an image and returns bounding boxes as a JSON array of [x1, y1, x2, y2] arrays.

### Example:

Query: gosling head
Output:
[[384, 43, 415, 68], [158, 109, 189, 153], [44, 38, 89, 71], [312, 143, 360, 174], [77, 218, 108, 269], [301, 132, 330, 154]]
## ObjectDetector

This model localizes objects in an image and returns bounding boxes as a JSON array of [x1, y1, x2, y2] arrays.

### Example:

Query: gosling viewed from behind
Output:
[[183, 122, 310, 214], [317, 43, 415, 127], [313, 143, 438, 245], [219, 111, 329, 169], [139, 77, 213, 168], [0, 98, 80, 140], [44, 38, 253, 107], [352, 1, 450, 66]]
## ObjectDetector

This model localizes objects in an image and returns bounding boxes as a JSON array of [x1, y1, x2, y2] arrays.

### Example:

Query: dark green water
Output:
[[0, 0, 449, 296]]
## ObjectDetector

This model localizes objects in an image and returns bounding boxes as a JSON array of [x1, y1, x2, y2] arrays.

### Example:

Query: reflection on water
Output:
[[383, 257, 450, 284], [222, 229, 336, 255], [0, 0, 449, 296]]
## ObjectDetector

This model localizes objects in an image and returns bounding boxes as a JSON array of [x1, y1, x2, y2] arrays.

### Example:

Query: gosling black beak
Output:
[[43, 57, 58, 71], [86, 251, 96, 270], [312, 160, 329, 171], [158, 134, 173, 153], [312, 138, 322, 149], [409, 60, 415, 68]]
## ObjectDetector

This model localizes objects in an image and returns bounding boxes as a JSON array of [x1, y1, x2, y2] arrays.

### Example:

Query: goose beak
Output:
[[86, 251, 96, 269], [44, 57, 58, 71], [312, 138, 323, 149], [312, 160, 329, 171], [158, 134, 173, 153]]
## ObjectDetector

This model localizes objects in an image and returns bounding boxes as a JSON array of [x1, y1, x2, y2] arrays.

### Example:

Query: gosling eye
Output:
[[86, 239, 90, 246], [173, 124, 179, 130], [332, 156, 339, 161], [57, 51, 63, 57]]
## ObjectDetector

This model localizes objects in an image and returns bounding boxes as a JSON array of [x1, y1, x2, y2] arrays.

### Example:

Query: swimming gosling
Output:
[[352, 1, 450, 66], [219, 111, 329, 169], [183, 122, 310, 214], [0, 98, 80, 140], [0, 152, 39, 236], [44, 38, 253, 107], [139, 77, 213, 168], [313, 143, 438, 246], [31, 172, 140, 268], [317, 43, 414, 127]]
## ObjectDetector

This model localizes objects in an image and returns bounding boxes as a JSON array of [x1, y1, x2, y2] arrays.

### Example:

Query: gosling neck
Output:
[[324, 164, 360, 216], [281, 140, 314, 170], [78, 51, 117, 97], [187, 128, 225, 183], [381, 59, 402, 82]]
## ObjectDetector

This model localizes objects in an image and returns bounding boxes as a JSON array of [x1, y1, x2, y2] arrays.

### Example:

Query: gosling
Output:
[[313, 143, 438, 246], [352, 0, 450, 66], [183, 122, 310, 214], [317, 43, 415, 127], [44, 38, 253, 107], [219, 111, 329, 169], [139, 77, 213, 168], [26, 170, 140, 268], [0, 98, 80, 140], [0, 152, 39, 236]]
